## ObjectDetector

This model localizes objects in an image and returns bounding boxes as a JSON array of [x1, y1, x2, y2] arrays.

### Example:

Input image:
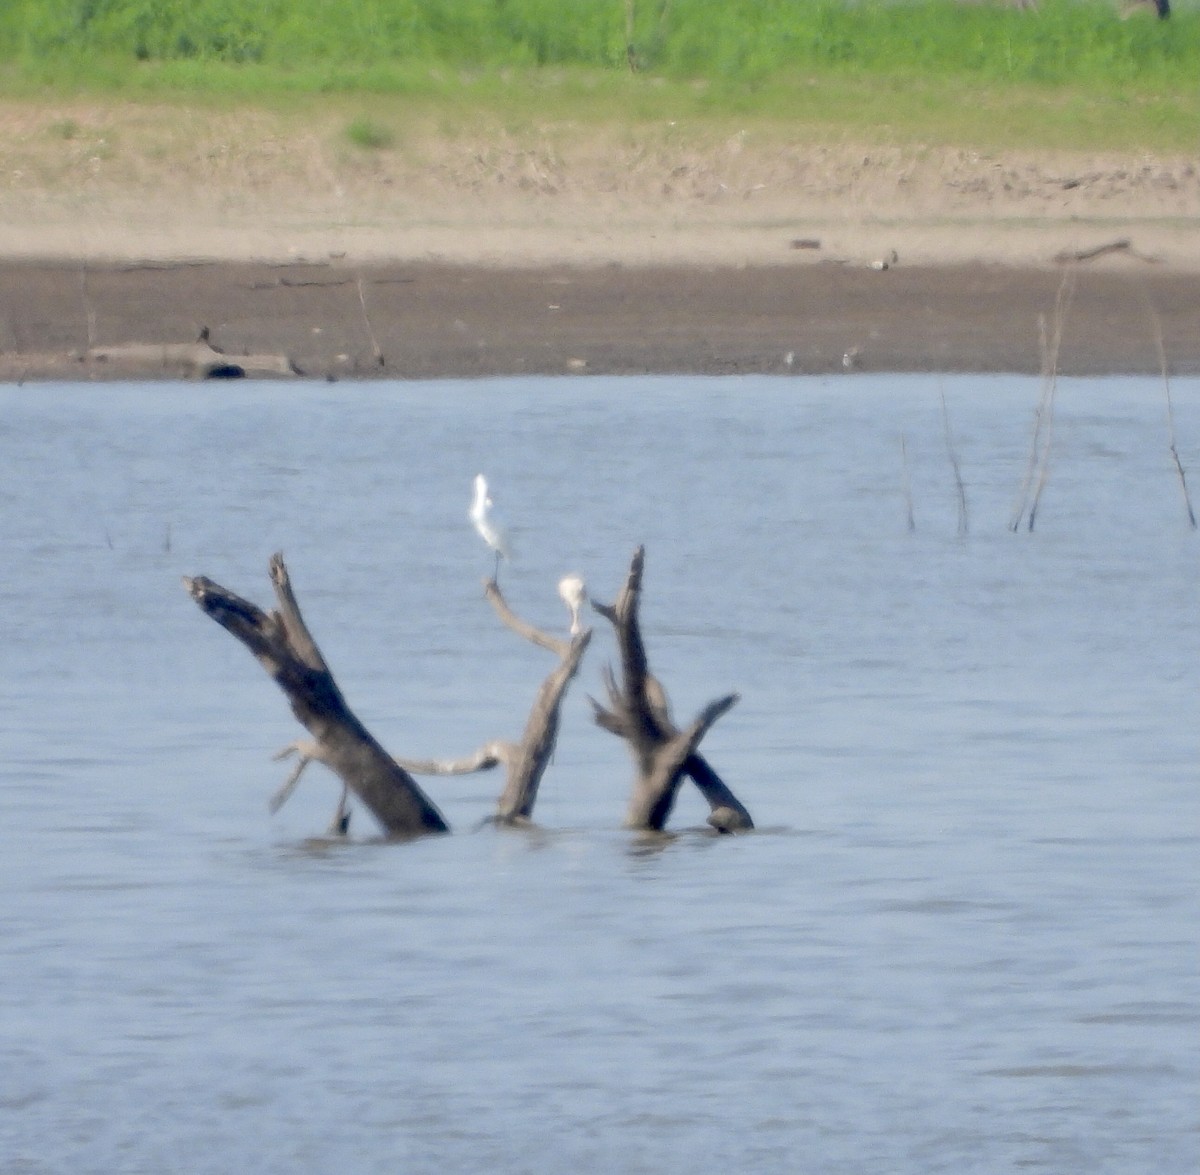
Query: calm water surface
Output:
[[1, 376, 1197, 1174]]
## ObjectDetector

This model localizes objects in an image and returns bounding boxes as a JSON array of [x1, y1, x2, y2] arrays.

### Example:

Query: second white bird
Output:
[[558, 573, 587, 636]]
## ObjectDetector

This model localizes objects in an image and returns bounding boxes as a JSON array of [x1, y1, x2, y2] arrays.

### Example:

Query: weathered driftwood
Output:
[[394, 579, 591, 825], [86, 336, 300, 380], [184, 554, 448, 838], [591, 546, 753, 833], [1051, 238, 1161, 266]]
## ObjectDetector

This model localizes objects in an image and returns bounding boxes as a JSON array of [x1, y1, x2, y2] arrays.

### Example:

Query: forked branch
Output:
[[184, 554, 449, 838], [591, 546, 753, 833], [399, 578, 591, 825]]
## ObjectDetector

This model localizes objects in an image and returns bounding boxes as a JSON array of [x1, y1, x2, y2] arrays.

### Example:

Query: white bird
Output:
[[558, 573, 587, 636], [469, 473, 510, 580]]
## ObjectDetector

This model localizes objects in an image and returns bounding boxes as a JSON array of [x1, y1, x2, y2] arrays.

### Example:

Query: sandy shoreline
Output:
[[3, 255, 1196, 381], [2, 111, 1198, 379]]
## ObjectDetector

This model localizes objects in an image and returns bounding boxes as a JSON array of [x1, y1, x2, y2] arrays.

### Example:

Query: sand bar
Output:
[[1, 117, 1197, 380]]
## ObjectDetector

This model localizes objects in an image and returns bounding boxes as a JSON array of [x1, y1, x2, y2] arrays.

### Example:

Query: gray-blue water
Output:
[[1, 375, 1197, 1174]]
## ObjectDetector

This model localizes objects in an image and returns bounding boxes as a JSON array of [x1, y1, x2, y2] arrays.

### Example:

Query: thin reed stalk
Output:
[[1010, 268, 1075, 533], [940, 389, 968, 537], [355, 275, 384, 368], [1145, 297, 1197, 529], [79, 259, 97, 383], [900, 433, 916, 533], [79, 260, 96, 350], [1008, 313, 1050, 531]]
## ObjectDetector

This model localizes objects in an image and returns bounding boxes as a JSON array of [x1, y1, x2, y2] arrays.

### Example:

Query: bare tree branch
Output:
[[269, 739, 323, 814], [394, 742, 513, 776], [484, 578, 573, 658], [406, 579, 591, 824], [634, 693, 740, 831], [184, 555, 449, 839], [591, 547, 753, 833]]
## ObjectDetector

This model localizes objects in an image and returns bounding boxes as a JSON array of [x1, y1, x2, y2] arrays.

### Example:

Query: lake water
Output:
[[1, 375, 1197, 1174]]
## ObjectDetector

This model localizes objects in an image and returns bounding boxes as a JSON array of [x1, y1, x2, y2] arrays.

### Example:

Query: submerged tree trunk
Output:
[[184, 553, 448, 838], [590, 546, 753, 833], [394, 579, 591, 825]]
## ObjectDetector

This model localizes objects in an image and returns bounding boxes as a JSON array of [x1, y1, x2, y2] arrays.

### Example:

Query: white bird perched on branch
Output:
[[469, 473, 510, 580], [558, 573, 587, 636]]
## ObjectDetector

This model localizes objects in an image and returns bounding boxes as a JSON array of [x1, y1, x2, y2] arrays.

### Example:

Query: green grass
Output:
[[46, 116, 81, 139], [344, 115, 395, 149], [1, 1, 1197, 151]]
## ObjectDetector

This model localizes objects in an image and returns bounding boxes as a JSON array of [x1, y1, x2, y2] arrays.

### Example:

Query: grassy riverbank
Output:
[[1, 1, 1197, 151], [3, 0, 1198, 278]]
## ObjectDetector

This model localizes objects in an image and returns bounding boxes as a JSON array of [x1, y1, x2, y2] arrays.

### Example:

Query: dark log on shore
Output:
[[395, 579, 591, 825], [87, 338, 300, 379], [590, 547, 753, 833], [184, 554, 448, 838]]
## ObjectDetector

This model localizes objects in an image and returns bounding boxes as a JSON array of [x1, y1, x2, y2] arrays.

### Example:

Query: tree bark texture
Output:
[[184, 554, 449, 838], [591, 547, 753, 833]]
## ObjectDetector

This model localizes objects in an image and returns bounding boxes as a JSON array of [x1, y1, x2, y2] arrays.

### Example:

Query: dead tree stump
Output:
[[591, 546, 753, 833], [394, 580, 591, 825], [184, 553, 449, 838]]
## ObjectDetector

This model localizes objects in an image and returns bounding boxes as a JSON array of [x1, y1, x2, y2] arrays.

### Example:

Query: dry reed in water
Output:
[[1143, 295, 1197, 529], [900, 433, 916, 533], [1010, 267, 1075, 533], [940, 388, 968, 536]]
